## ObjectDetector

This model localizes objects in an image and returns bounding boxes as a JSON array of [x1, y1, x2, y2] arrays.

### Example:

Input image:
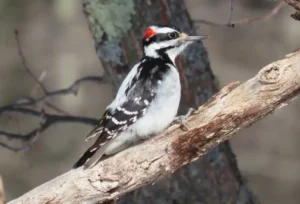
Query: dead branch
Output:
[[0, 107, 98, 152], [194, 1, 285, 27], [15, 30, 48, 94], [14, 30, 111, 116], [0, 175, 5, 204], [0, 31, 112, 152], [0, 74, 109, 152], [12, 76, 110, 107], [7, 50, 300, 204]]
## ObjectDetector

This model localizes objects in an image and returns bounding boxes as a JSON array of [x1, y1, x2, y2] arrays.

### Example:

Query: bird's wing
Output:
[[85, 76, 157, 145], [73, 60, 172, 168], [73, 84, 156, 169]]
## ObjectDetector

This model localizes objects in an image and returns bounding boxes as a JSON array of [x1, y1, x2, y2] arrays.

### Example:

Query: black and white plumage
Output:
[[73, 25, 208, 168]]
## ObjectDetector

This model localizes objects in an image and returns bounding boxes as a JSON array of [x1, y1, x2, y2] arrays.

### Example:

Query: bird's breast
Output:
[[131, 66, 181, 138]]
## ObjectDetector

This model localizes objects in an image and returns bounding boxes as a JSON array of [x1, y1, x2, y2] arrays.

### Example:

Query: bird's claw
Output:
[[172, 108, 195, 131]]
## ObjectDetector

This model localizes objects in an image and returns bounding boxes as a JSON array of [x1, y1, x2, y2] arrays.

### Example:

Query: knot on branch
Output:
[[258, 65, 281, 84]]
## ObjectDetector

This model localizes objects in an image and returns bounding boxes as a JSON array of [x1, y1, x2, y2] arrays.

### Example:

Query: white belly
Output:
[[104, 65, 181, 155], [132, 65, 181, 137]]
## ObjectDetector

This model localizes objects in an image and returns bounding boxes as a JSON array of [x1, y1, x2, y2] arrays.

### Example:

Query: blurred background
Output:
[[0, 0, 299, 203]]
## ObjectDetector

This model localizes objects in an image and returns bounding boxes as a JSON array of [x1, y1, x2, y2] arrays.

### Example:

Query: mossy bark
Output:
[[82, 0, 259, 203]]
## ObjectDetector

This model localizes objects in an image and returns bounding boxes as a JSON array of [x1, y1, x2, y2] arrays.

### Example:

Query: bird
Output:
[[73, 25, 208, 168]]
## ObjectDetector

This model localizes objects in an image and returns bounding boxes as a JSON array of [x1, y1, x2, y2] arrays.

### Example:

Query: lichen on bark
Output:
[[83, 0, 135, 65]]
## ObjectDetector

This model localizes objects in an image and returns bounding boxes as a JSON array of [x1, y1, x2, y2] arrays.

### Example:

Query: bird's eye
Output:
[[168, 32, 179, 39]]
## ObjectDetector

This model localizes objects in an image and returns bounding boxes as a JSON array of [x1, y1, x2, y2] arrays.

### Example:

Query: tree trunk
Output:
[[82, 0, 259, 203]]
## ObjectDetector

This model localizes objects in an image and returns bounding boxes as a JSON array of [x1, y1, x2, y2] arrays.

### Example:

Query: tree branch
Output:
[[0, 66, 108, 151], [194, 1, 286, 27], [12, 76, 110, 107], [0, 31, 111, 151], [7, 50, 300, 203], [14, 30, 49, 94], [0, 107, 98, 152], [14, 30, 111, 116]]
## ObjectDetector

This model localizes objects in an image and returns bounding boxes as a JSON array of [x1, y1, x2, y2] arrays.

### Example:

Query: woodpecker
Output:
[[73, 25, 208, 168]]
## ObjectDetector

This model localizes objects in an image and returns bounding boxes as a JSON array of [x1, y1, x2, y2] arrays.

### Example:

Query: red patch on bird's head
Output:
[[143, 27, 157, 40]]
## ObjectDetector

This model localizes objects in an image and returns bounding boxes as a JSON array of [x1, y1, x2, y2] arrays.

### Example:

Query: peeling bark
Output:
[[8, 50, 300, 204]]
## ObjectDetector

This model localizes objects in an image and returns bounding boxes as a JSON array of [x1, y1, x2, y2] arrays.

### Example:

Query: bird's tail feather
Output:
[[73, 146, 99, 168]]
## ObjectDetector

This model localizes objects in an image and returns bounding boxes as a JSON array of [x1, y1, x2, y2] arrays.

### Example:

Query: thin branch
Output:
[[14, 30, 72, 115], [30, 69, 47, 96], [12, 76, 109, 107], [14, 31, 109, 116], [0, 141, 29, 152], [227, 0, 234, 27], [0, 107, 98, 151], [8, 50, 300, 204], [194, 1, 285, 28], [0, 107, 98, 135], [0, 73, 108, 151], [14, 30, 48, 94], [3, 31, 110, 152]]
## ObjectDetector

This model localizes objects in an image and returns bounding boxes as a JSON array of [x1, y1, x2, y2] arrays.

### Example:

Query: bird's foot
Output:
[[172, 108, 195, 131]]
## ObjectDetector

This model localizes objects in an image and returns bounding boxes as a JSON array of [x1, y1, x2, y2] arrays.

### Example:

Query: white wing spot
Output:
[[117, 106, 138, 115], [134, 97, 142, 102], [118, 124, 128, 131], [136, 67, 143, 78], [95, 127, 103, 133], [104, 128, 113, 135], [112, 117, 127, 125], [130, 116, 137, 122], [142, 108, 147, 115], [144, 100, 149, 105], [157, 80, 162, 85], [90, 147, 98, 152]]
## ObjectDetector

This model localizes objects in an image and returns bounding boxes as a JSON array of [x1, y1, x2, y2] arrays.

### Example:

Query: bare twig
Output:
[[2, 35, 109, 152], [0, 107, 98, 152], [14, 30, 109, 116], [0, 175, 5, 204], [14, 30, 72, 115], [30, 70, 48, 96], [227, 0, 234, 27], [194, 1, 285, 28], [11, 76, 109, 107], [14, 30, 48, 94], [8, 50, 300, 204], [0, 141, 29, 152]]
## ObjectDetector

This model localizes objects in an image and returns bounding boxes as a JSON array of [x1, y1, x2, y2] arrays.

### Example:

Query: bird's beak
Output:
[[180, 33, 209, 41]]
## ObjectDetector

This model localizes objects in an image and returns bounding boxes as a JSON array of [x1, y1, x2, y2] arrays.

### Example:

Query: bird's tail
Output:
[[73, 146, 99, 168]]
